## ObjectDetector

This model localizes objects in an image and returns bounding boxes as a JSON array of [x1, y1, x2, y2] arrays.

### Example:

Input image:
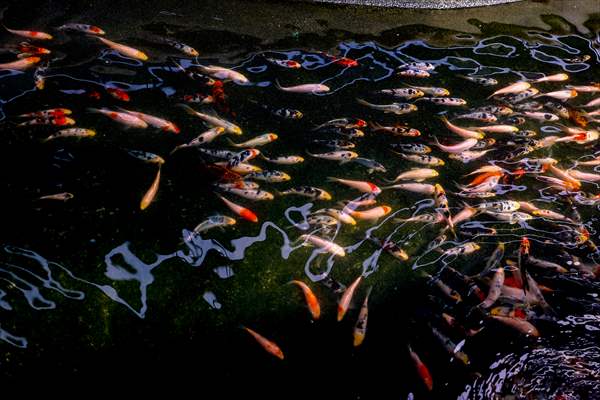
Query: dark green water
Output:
[[0, 1, 599, 398]]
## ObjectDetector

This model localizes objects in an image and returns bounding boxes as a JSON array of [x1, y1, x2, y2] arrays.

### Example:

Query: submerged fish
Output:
[[242, 326, 284, 360]]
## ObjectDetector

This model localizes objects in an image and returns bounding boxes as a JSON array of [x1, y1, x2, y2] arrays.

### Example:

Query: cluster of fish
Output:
[[3, 21, 600, 393]]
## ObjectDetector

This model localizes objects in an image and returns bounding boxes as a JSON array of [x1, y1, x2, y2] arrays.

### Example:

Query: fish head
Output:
[[268, 133, 278, 141], [381, 205, 392, 215], [321, 191, 333, 201]]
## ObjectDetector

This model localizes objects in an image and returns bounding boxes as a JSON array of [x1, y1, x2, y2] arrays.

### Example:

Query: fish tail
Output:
[[225, 138, 239, 147], [382, 177, 397, 184], [274, 78, 283, 90], [369, 121, 382, 131], [356, 98, 371, 107], [86, 107, 102, 114], [326, 177, 340, 183]]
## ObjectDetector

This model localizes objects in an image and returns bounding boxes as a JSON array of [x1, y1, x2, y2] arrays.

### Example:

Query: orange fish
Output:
[[140, 167, 161, 210], [242, 326, 284, 360], [97, 37, 148, 61], [337, 276, 362, 321], [349, 205, 392, 221], [217, 194, 258, 222], [16, 43, 51, 55], [408, 345, 433, 391], [0, 56, 40, 70], [107, 87, 130, 101], [289, 280, 320, 320], [5, 26, 53, 40]]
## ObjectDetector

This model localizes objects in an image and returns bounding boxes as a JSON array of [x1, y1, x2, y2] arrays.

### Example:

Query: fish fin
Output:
[[274, 78, 283, 90], [225, 138, 239, 147], [86, 107, 102, 113]]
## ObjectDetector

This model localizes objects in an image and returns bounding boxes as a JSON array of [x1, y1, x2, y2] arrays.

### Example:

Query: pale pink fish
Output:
[[522, 111, 559, 121], [327, 177, 381, 194], [432, 137, 478, 153], [487, 81, 531, 99], [567, 170, 600, 182], [88, 108, 148, 128], [467, 125, 518, 133], [5, 27, 52, 40], [276, 81, 330, 93], [440, 117, 484, 139], [381, 183, 435, 195], [97, 37, 148, 61], [337, 276, 362, 321], [575, 156, 600, 167], [566, 84, 600, 93], [119, 108, 180, 133], [300, 234, 345, 256], [535, 89, 577, 100], [197, 65, 249, 84], [533, 73, 568, 83], [480, 266, 504, 308], [581, 97, 600, 108], [450, 205, 478, 225]]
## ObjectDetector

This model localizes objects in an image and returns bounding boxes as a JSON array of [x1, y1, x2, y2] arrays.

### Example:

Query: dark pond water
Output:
[[0, 1, 599, 398]]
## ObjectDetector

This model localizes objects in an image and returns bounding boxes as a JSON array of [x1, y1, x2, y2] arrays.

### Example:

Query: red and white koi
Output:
[[18, 108, 71, 118], [18, 116, 75, 127], [88, 108, 147, 129], [217, 194, 258, 222], [58, 23, 105, 35], [5, 26, 52, 40], [119, 108, 179, 133], [267, 58, 301, 69], [327, 177, 381, 194]]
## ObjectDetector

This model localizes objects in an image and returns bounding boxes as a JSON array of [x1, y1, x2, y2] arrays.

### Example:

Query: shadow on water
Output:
[[0, 0, 599, 398]]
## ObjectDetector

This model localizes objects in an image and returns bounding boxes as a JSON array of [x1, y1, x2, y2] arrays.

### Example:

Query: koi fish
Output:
[[406, 85, 449, 96], [357, 98, 418, 115], [300, 234, 345, 257], [408, 345, 433, 391], [127, 150, 165, 165], [416, 97, 467, 106], [4, 26, 52, 40], [276, 80, 329, 93], [19, 108, 72, 118], [266, 58, 301, 69], [183, 93, 214, 104], [490, 315, 539, 337], [439, 117, 484, 139], [58, 23, 105, 35], [260, 154, 304, 165], [386, 168, 439, 183], [522, 111, 559, 121], [43, 128, 96, 142], [214, 162, 262, 175], [119, 108, 179, 133], [242, 326, 284, 360], [0, 56, 40, 70], [97, 37, 148, 61], [246, 170, 291, 183], [382, 183, 435, 195], [38, 192, 74, 201], [487, 81, 531, 98], [429, 324, 470, 365], [227, 133, 278, 148], [398, 68, 429, 78], [106, 87, 130, 101], [280, 186, 332, 200], [177, 104, 242, 134], [352, 157, 387, 174], [196, 65, 248, 84], [313, 118, 367, 130], [432, 137, 478, 153], [218, 187, 274, 201], [476, 200, 520, 212], [353, 286, 372, 347], [188, 215, 236, 238], [217, 194, 258, 222], [289, 280, 320, 320], [480, 266, 504, 308], [164, 39, 198, 57], [457, 75, 498, 86], [370, 122, 420, 137], [399, 62, 435, 71], [19, 116, 75, 127], [88, 108, 147, 129], [434, 184, 454, 233], [369, 236, 409, 261], [442, 242, 480, 257], [467, 124, 518, 133], [349, 205, 391, 221], [15, 43, 50, 55], [535, 89, 577, 100], [327, 177, 381, 194], [390, 143, 431, 154], [448, 150, 491, 163], [312, 139, 355, 149], [533, 73, 568, 83], [307, 150, 358, 163], [379, 88, 424, 99], [140, 166, 161, 210], [337, 276, 362, 321], [171, 128, 226, 153], [454, 112, 497, 122], [395, 152, 445, 166]]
